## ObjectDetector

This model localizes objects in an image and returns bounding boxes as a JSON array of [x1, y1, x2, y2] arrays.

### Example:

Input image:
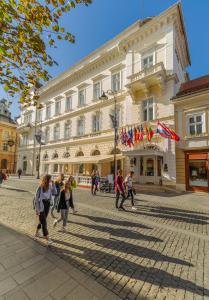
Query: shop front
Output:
[[185, 151, 209, 192]]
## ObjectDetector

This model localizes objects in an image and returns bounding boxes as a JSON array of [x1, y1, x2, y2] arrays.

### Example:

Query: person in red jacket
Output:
[[115, 170, 126, 211]]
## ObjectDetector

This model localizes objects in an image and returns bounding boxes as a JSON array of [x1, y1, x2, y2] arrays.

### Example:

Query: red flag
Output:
[[146, 126, 154, 142], [157, 121, 180, 141]]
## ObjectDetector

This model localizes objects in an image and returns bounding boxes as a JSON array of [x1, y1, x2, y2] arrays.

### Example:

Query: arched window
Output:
[[1, 159, 7, 169], [45, 127, 50, 143], [53, 124, 60, 140], [64, 121, 71, 139], [110, 148, 121, 155], [63, 151, 70, 158], [52, 151, 59, 159], [43, 153, 49, 161], [76, 151, 84, 157], [92, 111, 101, 132], [92, 149, 100, 156], [77, 116, 85, 136]]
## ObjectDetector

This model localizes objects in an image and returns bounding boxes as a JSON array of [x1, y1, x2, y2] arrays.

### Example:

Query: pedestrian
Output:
[[94, 171, 100, 195], [34, 174, 57, 245], [17, 168, 22, 179], [115, 169, 126, 211], [67, 175, 77, 214], [0, 170, 6, 187], [53, 181, 71, 232], [51, 173, 65, 219], [124, 171, 137, 210], [91, 170, 96, 195]]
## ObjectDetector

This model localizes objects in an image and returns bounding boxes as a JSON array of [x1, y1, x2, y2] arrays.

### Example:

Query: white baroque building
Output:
[[17, 3, 190, 187]]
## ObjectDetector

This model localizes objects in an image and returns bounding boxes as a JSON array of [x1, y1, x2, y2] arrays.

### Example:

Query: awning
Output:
[[42, 154, 124, 164]]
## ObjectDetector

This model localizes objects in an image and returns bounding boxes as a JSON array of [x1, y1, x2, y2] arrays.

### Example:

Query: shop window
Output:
[[146, 159, 154, 176], [189, 160, 208, 187], [157, 157, 162, 177], [79, 164, 84, 174]]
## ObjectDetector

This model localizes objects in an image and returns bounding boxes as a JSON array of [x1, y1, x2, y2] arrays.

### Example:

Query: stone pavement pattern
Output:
[[0, 177, 209, 300]]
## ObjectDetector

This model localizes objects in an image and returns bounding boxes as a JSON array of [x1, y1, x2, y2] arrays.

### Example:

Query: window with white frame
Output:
[[93, 82, 101, 99], [22, 134, 29, 146], [110, 107, 121, 129], [55, 100, 61, 115], [65, 96, 72, 111], [112, 72, 121, 92], [142, 54, 154, 69], [24, 114, 32, 125], [46, 105, 51, 119], [64, 121, 71, 138], [143, 99, 154, 121], [53, 124, 60, 140], [45, 127, 50, 143], [77, 116, 85, 136], [187, 112, 205, 136], [37, 109, 43, 122], [78, 89, 85, 107], [92, 112, 101, 132]]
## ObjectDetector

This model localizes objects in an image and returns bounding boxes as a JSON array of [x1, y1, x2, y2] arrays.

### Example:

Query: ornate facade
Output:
[[17, 3, 190, 186]]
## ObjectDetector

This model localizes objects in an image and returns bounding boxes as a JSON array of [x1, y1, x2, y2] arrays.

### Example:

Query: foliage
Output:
[[0, 0, 92, 103]]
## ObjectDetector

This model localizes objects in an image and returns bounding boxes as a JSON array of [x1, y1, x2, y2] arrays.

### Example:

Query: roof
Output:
[[175, 74, 209, 98]]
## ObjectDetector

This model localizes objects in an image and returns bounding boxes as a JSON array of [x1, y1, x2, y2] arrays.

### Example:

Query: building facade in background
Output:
[[0, 99, 18, 174], [17, 3, 190, 187], [173, 75, 209, 192]]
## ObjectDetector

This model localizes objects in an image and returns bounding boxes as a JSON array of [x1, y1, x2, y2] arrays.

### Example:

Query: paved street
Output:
[[0, 177, 209, 300]]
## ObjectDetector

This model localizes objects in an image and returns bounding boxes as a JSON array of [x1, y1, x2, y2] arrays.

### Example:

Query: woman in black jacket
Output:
[[53, 181, 71, 232]]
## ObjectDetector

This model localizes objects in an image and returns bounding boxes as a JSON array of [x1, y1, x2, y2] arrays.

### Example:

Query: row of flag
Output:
[[119, 121, 180, 147]]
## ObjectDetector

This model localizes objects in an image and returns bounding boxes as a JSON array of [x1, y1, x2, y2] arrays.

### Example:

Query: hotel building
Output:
[[17, 3, 190, 187]]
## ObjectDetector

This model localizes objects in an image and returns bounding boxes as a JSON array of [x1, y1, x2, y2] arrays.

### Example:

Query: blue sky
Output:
[[2, 0, 209, 117]]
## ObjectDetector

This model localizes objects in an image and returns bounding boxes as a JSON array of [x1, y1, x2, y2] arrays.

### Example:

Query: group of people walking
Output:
[[34, 173, 77, 245]]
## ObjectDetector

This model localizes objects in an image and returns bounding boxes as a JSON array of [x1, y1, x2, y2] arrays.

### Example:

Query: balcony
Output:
[[17, 123, 32, 133], [126, 62, 167, 101]]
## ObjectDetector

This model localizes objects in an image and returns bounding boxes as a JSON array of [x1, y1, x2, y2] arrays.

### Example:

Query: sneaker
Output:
[[73, 210, 78, 215], [132, 206, 137, 210], [47, 239, 53, 245], [53, 219, 58, 227], [119, 206, 126, 211]]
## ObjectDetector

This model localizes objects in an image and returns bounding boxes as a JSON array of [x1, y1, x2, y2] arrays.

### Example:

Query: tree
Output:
[[0, 0, 92, 103]]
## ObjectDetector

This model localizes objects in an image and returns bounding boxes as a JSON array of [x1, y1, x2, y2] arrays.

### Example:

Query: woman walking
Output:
[[67, 175, 77, 214], [34, 174, 57, 245], [53, 181, 71, 232], [51, 173, 65, 219], [91, 170, 96, 195]]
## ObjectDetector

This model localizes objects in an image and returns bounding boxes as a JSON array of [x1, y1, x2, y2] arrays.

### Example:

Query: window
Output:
[[46, 105, 51, 119], [93, 82, 101, 99], [65, 96, 72, 111], [24, 114, 32, 125], [45, 127, 50, 143], [78, 90, 85, 107], [3, 131, 9, 140], [53, 164, 58, 173], [142, 54, 154, 69], [143, 99, 154, 121], [189, 160, 208, 187], [110, 107, 121, 128], [1, 159, 8, 169], [146, 158, 154, 176], [55, 100, 61, 115], [53, 124, 60, 140], [92, 112, 101, 132], [187, 113, 205, 136], [64, 121, 71, 138], [3, 142, 8, 151], [112, 72, 121, 92], [77, 117, 85, 136], [22, 134, 29, 146], [37, 109, 43, 122]]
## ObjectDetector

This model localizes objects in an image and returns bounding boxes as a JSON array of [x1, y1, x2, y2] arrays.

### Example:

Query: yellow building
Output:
[[0, 99, 18, 173], [173, 75, 209, 192]]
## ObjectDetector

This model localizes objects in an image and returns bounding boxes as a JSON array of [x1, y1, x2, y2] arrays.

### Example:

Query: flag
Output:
[[134, 127, 137, 143], [157, 121, 180, 141], [127, 128, 134, 147], [146, 126, 154, 142], [139, 125, 144, 141]]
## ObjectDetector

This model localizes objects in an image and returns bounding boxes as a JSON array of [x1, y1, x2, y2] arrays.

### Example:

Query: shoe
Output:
[[73, 210, 78, 214], [119, 206, 126, 211], [47, 239, 53, 245], [132, 206, 137, 210], [53, 219, 58, 227]]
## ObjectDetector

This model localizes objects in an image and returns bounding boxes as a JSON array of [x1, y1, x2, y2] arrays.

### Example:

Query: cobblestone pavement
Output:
[[0, 178, 209, 300]]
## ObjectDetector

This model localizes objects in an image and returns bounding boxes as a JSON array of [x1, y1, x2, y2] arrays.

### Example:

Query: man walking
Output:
[[115, 170, 126, 211], [124, 171, 137, 210], [17, 168, 22, 179]]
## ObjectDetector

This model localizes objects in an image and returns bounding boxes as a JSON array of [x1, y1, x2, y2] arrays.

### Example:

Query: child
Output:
[[53, 181, 71, 232]]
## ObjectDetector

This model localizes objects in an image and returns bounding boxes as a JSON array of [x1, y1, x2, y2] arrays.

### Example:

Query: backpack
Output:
[[33, 187, 41, 210]]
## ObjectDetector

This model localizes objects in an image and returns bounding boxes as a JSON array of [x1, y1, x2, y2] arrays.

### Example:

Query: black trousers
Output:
[[69, 193, 74, 209], [37, 201, 50, 236], [127, 189, 134, 206], [115, 191, 126, 208]]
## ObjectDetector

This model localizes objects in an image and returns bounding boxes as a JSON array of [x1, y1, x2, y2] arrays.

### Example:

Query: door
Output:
[[186, 153, 208, 192]]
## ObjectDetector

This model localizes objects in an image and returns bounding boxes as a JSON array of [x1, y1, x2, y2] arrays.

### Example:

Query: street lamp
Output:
[[99, 90, 118, 184], [7, 133, 18, 174], [35, 126, 45, 179]]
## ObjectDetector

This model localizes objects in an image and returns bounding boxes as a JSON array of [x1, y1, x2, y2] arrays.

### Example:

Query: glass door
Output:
[[188, 159, 208, 190]]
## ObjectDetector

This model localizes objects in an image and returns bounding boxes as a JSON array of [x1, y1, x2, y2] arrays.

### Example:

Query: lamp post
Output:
[[99, 90, 118, 184], [7, 133, 18, 174], [35, 121, 45, 179]]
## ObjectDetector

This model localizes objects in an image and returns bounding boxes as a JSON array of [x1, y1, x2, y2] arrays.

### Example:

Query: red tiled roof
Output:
[[176, 74, 209, 97]]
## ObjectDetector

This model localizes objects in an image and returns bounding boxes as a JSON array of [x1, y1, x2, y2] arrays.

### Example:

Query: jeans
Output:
[[37, 200, 50, 236], [58, 209, 69, 227], [51, 195, 59, 218], [115, 190, 126, 208], [127, 189, 134, 206]]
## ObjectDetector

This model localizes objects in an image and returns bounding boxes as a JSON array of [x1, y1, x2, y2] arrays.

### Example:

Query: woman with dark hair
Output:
[[35, 174, 57, 245], [51, 173, 65, 219]]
